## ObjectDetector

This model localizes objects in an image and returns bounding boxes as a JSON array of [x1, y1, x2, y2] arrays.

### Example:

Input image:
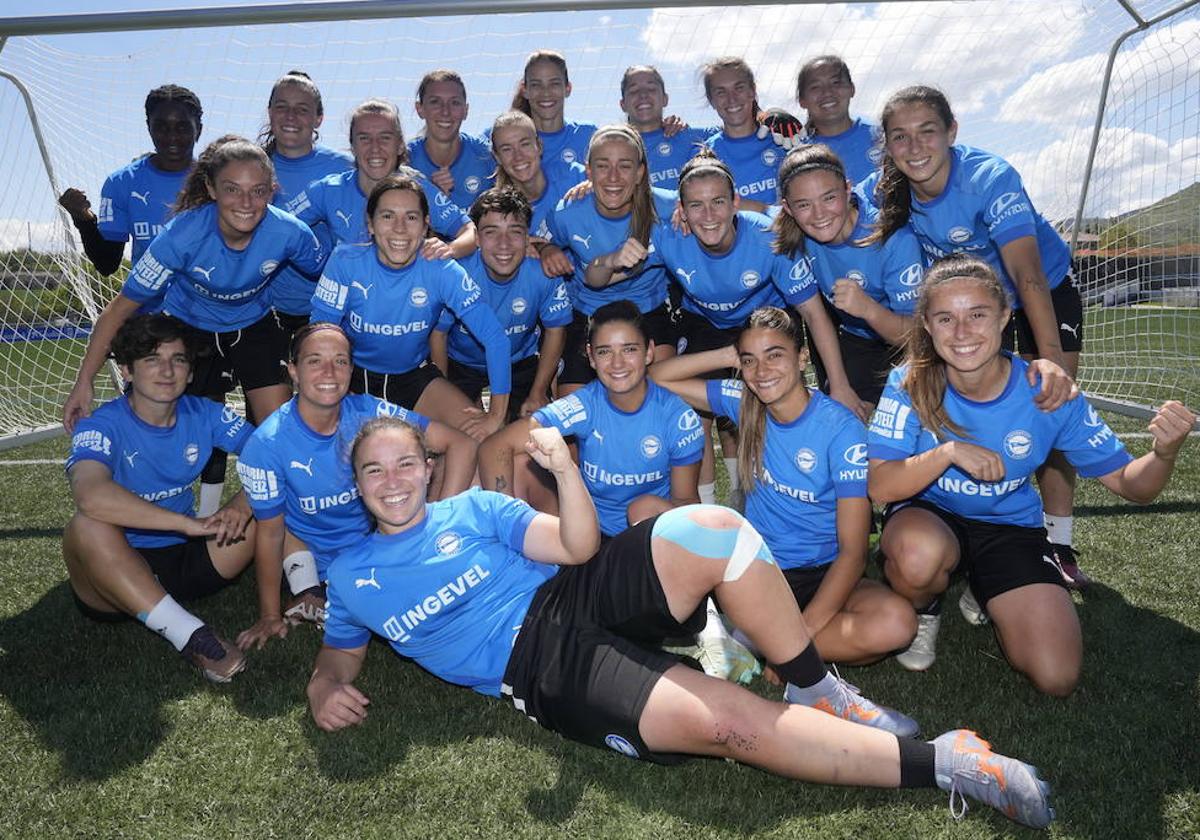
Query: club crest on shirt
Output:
[[657, 142, 672, 157], [1004, 430, 1033, 459], [740, 270, 761, 289], [948, 226, 972, 244], [184, 443, 199, 465], [435, 531, 464, 557], [794, 448, 817, 473], [464, 175, 482, 194], [760, 148, 779, 167], [410, 287, 429, 306], [640, 436, 662, 459]]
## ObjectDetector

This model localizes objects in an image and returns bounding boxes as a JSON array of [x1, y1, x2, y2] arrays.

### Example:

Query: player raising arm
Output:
[[307, 417, 1056, 831], [869, 255, 1194, 694], [64, 314, 253, 682]]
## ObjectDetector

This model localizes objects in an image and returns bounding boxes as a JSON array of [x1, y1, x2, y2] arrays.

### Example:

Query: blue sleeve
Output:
[[545, 204, 568, 248], [323, 573, 373, 650], [371, 396, 432, 432], [96, 171, 130, 243], [434, 307, 455, 332], [539, 279, 573, 328], [867, 374, 922, 461], [443, 261, 512, 395], [121, 226, 182, 306], [291, 178, 326, 227], [207, 402, 253, 456], [475, 489, 540, 553], [668, 404, 704, 466], [234, 434, 287, 520], [705, 378, 742, 420], [771, 251, 817, 306], [829, 421, 869, 498], [533, 392, 592, 439], [66, 414, 117, 473], [979, 164, 1039, 248], [424, 182, 471, 239], [1052, 398, 1135, 479], [881, 230, 924, 316], [310, 247, 351, 324], [286, 214, 328, 276]]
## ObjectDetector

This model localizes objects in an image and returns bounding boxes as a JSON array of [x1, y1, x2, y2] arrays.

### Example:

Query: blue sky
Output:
[[1, 1, 1197, 252]]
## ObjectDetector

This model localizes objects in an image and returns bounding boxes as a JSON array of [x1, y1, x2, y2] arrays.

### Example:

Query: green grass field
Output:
[[1, 419, 1197, 839]]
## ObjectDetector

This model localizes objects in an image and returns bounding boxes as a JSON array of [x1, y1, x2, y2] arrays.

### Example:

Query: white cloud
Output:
[[640, 2, 1087, 118], [0, 218, 71, 253], [1009, 127, 1200, 219]]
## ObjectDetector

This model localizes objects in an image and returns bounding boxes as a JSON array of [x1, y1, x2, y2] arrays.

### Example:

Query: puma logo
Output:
[[289, 458, 314, 476], [335, 209, 353, 227], [355, 567, 381, 590], [1060, 322, 1080, 339], [675, 267, 697, 285], [192, 265, 216, 282], [572, 233, 593, 249], [123, 450, 138, 467], [130, 190, 149, 204], [351, 281, 373, 299]]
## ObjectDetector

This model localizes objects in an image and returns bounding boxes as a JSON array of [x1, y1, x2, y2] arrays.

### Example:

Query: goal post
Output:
[[0, 0, 1196, 448]]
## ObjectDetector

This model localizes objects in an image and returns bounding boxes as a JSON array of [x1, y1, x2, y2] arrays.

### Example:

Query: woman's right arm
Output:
[[237, 513, 290, 651], [478, 416, 539, 496], [63, 293, 142, 431], [868, 441, 1004, 504], [647, 346, 738, 412]]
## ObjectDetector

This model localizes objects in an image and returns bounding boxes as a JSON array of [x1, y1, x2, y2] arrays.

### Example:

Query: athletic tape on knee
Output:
[[651, 505, 773, 582]]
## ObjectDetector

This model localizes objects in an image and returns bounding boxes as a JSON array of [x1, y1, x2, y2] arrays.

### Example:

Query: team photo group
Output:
[[55, 49, 1195, 832]]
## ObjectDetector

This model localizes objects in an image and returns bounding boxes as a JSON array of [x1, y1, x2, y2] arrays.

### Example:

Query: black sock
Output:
[[917, 596, 942, 616], [897, 737, 937, 788], [772, 641, 827, 689], [201, 449, 228, 484]]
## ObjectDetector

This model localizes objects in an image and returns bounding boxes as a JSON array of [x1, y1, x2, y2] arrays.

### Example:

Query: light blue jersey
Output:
[[269, 146, 354, 316], [96, 156, 189, 265], [311, 243, 511, 394], [121, 203, 324, 332], [67, 395, 251, 548], [804, 119, 882, 187], [533, 380, 703, 536], [528, 158, 588, 241], [868, 356, 1132, 527], [236, 394, 428, 574], [324, 488, 554, 697], [805, 201, 923, 340], [649, 210, 789, 330], [288, 166, 470, 248], [641, 126, 714, 190], [546, 187, 678, 315], [435, 252, 572, 370], [707, 380, 866, 569], [908, 145, 1071, 305], [407, 134, 496, 212], [538, 121, 596, 167], [706, 131, 782, 205]]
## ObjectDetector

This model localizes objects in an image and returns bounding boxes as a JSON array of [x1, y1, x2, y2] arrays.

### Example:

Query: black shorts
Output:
[[558, 304, 676, 386], [502, 516, 706, 765], [838, 330, 902, 405], [1004, 275, 1084, 355], [782, 563, 832, 611], [273, 308, 310, 340], [675, 310, 739, 380], [350, 362, 444, 411], [72, 537, 233, 623], [448, 354, 540, 423], [881, 498, 1067, 607], [182, 312, 291, 399]]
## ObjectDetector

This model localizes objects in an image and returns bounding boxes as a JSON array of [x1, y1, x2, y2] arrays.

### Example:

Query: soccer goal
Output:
[[0, 0, 1196, 447]]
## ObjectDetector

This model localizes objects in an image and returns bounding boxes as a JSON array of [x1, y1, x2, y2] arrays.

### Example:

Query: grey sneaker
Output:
[[931, 729, 1054, 829], [181, 625, 246, 683], [785, 670, 920, 738], [958, 588, 989, 626], [896, 611, 941, 671]]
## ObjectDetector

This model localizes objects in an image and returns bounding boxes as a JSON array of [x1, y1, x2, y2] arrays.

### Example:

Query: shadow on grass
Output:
[[0, 574, 319, 781], [1075, 500, 1200, 517]]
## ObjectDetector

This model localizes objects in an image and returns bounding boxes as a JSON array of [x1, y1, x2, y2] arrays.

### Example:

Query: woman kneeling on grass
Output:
[[869, 255, 1195, 693], [307, 416, 1055, 830]]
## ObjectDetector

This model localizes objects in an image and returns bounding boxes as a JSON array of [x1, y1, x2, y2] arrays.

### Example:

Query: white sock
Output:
[[698, 482, 716, 505], [197, 482, 224, 518], [696, 597, 728, 645], [723, 458, 740, 491], [140, 595, 204, 651], [1044, 514, 1074, 546], [284, 550, 320, 594]]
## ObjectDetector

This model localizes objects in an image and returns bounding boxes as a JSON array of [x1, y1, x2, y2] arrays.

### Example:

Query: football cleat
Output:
[[1049, 543, 1092, 590], [896, 611, 941, 671], [932, 729, 1055, 829], [785, 670, 920, 738], [958, 587, 989, 626], [181, 625, 246, 683], [284, 584, 327, 630]]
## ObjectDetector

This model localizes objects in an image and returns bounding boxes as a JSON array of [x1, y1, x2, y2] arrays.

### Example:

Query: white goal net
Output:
[[0, 0, 1196, 445]]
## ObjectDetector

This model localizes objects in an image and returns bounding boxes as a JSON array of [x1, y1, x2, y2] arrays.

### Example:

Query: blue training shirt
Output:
[[649, 210, 790, 330], [324, 487, 554, 697], [803, 118, 883, 188], [236, 394, 429, 574], [867, 356, 1132, 527], [269, 145, 354, 316], [706, 130, 782, 205], [310, 243, 511, 394], [805, 201, 923, 341], [434, 251, 572, 370], [528, 158, 588, 241], [121, 203, 324, 332], [907, 145, 1071, 306], [546, 187, 678, 315], [707, 380, 867, 569], [66, 394, 251, 548], [533, 379, 704, 536], [288, 166, 471, 248], [407, 134, 497, 212], [96, 155, 189, 265], [538, 121, 596, 168], [641, 126, 715, 190]]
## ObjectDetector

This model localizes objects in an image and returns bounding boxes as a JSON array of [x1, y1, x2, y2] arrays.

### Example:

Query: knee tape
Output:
[[651, 504, 774, 581]]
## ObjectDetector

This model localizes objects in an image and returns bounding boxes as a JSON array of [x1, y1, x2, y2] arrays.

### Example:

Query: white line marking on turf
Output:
[[0, 459, 66, 465]]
